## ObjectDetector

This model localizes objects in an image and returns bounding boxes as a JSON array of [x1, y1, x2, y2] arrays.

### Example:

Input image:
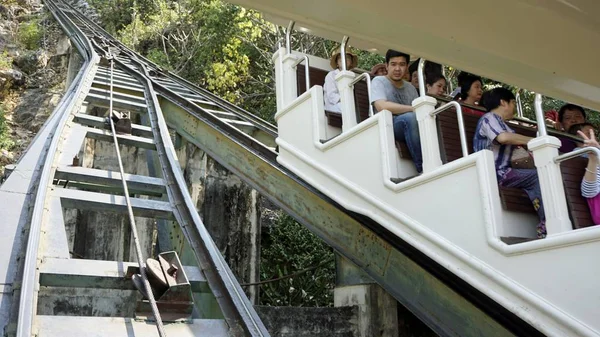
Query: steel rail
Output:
[[66, 10, 270, 335], [60, 2, 277, 137], [106, 55, 167, 336], [119, 51, 269, 337], [17, 0, 98, 335]]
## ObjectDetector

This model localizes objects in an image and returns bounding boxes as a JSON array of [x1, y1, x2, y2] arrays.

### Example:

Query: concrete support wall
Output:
[[256, 305, 358, 337], [334, 255, 398, 337], [175, 140, 261, 303], [63, 109, 156, 262]]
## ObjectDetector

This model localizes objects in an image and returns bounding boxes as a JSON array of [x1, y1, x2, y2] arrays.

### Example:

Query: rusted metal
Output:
[[129, 251, 195, 322]]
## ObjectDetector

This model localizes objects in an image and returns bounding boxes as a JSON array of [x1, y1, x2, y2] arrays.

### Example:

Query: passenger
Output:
[[473, 87, 546, 237], [370, 63, 387, 78], [426, 73, 447, 96], [568, 123, 595, 150], [408, 59, 443, 94], [456, 73, 484, 116], [557, 103, 587, 153], [577, 128, 600, 224], [408, 60, 420, 90], [323, 47, 358, 112], [371, 49, 422, 173]]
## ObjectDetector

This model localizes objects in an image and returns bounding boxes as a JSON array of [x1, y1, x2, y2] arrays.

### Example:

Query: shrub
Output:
[[0, 52, 12, 70], [259, 213, 335, 307], [17, 20, 41, 50]]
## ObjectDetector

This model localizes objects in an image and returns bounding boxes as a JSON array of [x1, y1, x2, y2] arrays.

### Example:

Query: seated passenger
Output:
[[426, 73, 447, 96], [568, 122, 595, 151], [323, 47, 358, 112], [473, 88, 546, 237], [577, 128, 600, 224], [408, 60, 420, 90], [370, 63, 387, 78], [557, 103, 587, 153], [371, 49, 422, 173], [456, 73, 484, 117]]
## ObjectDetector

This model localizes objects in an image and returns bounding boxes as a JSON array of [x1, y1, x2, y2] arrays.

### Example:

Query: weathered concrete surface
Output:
[[175, 140, 261, 303], [255, 305, 358, 337], [63, 109, 156, 263]]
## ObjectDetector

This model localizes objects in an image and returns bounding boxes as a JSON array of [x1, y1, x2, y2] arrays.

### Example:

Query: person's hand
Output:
[[578, 129, 600, 153]]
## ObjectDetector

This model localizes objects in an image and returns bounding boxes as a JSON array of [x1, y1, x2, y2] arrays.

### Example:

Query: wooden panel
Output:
[[395, 141, 412, 159]]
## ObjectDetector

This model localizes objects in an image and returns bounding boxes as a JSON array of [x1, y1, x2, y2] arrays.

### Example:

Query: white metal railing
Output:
[[291, 55, 310, 91], [340, 35, 350, 71], [349, 73, 373, 117], [555, 146, 600, 163], [417, 58, 426, 97], [430, 101, 469, 157], [285, 21, 294, 53], [516, 91, 524, 118], [534, 93, 547, 137]]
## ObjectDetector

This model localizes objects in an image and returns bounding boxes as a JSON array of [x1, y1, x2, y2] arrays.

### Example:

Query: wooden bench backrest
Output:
[[560, 157, 595, 228], [296, 65, 371, 126]]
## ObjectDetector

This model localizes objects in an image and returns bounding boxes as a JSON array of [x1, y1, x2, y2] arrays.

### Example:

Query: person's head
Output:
[[481, 87, 516, 119], [385, 49, 410, 83], [408, 60, 419, 88], [426, 73, 447, 96], [568, 122, 595, 138], [558, 103, 586, 132], [459, 74, 483, 104], [329, 47, 358, 71], [370, 63, 387, 77]]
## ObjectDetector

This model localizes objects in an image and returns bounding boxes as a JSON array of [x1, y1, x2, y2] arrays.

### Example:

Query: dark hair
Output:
[[568, 122, 594, 135], [385, 49, 410, 65], [558, 103, 586, 122], [408, 59, 443, 81], [426, 73, 446, 86], [480, 87, 515, 112], [458, 73, 482, 100]]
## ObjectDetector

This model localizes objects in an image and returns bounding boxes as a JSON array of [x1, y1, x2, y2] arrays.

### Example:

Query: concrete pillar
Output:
[[336, 71, 358, 132], [65, 48, 83, 91], [529, 135, 572, 234], [413, 96, 442, 173], [334, 255, 398, 337]]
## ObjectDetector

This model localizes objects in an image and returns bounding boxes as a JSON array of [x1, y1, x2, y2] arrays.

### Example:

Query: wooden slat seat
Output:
[[560, 157, 595, 228]]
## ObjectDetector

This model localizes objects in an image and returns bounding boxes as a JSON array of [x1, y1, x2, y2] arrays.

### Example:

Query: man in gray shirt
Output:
[[371, 49, 422, 172]]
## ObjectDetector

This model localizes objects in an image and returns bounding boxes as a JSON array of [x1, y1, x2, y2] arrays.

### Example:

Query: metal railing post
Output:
[[534, 93, 547, 136], [340, 36, 349, 71], [418, 58, 426, 97], [285, 21, 295, 54]]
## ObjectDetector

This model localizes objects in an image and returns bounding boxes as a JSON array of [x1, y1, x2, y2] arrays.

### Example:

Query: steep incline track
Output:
[[0, 0, 544, 336]]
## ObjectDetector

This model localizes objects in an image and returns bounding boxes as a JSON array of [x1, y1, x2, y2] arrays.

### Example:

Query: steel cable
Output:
[[107, 54, 167, 337]]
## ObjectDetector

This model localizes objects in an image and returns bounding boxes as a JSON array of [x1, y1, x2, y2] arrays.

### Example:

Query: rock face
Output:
[[176, 140, 261, 303]]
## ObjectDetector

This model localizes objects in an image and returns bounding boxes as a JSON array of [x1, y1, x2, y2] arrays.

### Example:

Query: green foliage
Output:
[[0, 105, 15, 151], [259, 213, 335, 307], [0, 52, 13, 70], [17, 20, 41, 50], [355, 49, 385, 72]]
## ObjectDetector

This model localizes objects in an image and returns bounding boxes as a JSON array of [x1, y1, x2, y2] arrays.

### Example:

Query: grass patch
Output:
[[0, 52, 12, 70]]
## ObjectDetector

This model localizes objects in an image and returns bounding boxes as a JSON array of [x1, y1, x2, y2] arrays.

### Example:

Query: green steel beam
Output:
[[158, 97, 518, 337]]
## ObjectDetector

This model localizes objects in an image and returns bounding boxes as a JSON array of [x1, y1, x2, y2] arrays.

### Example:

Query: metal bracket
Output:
[[107, 110, 133, 134], [127, 251, 194, 322]]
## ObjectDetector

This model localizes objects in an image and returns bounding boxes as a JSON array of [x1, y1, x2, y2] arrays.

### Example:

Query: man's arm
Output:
[[373, 99, 413, 115], [495, 132, 532, 146]]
